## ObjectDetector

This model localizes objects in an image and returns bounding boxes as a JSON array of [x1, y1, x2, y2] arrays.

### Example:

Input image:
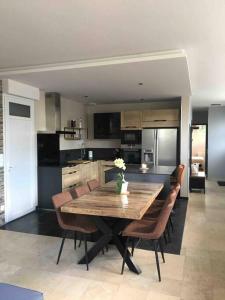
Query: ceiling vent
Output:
[[211, 103, 221, 106]]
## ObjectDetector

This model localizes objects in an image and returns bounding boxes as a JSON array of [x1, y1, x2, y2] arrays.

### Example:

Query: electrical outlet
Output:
[[0, 205, 4, 212], [0, 154, 3, 167]]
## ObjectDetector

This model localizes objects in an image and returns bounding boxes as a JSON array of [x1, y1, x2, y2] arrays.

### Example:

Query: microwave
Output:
[[121, 130, 142, 145]]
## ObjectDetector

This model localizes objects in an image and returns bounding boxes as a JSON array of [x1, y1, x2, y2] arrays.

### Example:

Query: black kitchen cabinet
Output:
[[94, 113, 120, 139]]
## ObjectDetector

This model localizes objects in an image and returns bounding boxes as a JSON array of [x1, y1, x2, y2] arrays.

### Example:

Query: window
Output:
[[9, 102, 30, 118]]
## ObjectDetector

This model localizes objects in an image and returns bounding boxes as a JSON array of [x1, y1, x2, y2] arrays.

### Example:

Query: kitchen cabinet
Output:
[[142, 109, 179, 128], [121, 111, 142, 129], [62, 165, 80, 191], [99, 160, 115, 186], [79, 161, 99, 184], [62, 161, 99, 191]]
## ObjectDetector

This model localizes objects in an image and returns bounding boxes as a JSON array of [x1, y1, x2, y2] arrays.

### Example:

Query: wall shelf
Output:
[[56, 127, 85, 140]]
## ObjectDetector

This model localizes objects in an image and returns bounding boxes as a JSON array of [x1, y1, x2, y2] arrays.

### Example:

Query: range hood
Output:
[[38, 92, 61, 133]]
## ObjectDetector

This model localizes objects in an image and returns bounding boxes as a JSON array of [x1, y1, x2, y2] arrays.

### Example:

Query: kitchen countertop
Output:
[[38, 159, 113, 168], [105, 165, 176, 175]]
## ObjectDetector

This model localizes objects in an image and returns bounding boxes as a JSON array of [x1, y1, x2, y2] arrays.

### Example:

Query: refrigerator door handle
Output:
[[153, 130, 156, 165], [155, 129, 159, 166]]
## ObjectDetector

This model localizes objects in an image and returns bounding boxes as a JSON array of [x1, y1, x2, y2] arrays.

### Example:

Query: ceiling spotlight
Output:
[[138, 82, 143, 86], [84, 95, 89, 98], [140, 98, 144, 102]]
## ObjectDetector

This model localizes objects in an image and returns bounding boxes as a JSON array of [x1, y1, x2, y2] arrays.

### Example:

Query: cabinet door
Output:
[[79, 161, 99, 184], [142, 109, 179, 122], [121, 111, 141, 129], [62, 166, 81, 190]]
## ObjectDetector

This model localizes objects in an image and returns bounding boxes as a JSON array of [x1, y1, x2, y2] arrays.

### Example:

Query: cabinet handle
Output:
[[68, 183, 78, 188], [153, 120, 167, 122], [68, 171, 77, 174], [124, 126, 137, 128]]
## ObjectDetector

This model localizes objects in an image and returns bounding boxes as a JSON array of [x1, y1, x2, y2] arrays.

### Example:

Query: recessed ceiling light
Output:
[[84, 95, 89, 98], [140, 98, 144, 101], [138, 82, 143, 86]]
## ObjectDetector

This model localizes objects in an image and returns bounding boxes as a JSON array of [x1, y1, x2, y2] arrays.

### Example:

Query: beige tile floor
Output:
[[0, 180, 225, 299]]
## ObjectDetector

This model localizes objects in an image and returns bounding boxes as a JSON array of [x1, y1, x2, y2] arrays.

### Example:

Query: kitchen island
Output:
[[105, 165, 176, 198]]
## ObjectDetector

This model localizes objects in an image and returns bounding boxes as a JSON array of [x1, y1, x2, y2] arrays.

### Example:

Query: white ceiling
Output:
[[0, 0, 224, 107], [1, 52, 190, 103]]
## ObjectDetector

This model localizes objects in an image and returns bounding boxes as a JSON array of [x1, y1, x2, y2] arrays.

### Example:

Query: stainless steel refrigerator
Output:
[[142, 128, 178, 166]]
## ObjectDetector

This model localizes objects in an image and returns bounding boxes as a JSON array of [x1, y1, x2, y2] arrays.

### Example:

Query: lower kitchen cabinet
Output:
[[38, 166, 63, 209]]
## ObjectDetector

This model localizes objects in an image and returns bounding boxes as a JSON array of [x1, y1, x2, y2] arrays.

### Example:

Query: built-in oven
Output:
[[121, 146, 141, 164], [121, 130, 142, 145]]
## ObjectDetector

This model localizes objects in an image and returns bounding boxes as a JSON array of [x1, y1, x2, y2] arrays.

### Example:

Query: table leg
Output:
[[78, 216, 142, 274]]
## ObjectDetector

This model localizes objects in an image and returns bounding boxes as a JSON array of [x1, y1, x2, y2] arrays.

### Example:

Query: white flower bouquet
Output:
[[114, 158, 128, 194]]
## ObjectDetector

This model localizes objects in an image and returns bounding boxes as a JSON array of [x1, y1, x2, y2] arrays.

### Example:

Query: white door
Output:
[[4, 95, 37, 222]]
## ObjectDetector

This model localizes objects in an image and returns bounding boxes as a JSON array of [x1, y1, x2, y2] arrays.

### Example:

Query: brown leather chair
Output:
[[171, 164, 185, 186], [87, 179, 100, 191], [121, 189, 177, 281], [72, 184, 90, 198], [52, 190, 97, 270], [143, 183, 180, 242], [144, 183, 180, 218]]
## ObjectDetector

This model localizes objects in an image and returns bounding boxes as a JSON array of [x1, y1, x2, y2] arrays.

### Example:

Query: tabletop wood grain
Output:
[[61, 181, 164, 220]]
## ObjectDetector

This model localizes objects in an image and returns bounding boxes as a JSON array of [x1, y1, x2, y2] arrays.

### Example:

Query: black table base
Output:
[[78, 216, 142, 274]]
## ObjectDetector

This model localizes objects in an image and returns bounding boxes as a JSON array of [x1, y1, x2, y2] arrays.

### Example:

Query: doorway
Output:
[[4, 95, 37, 222], [191, 124, 208, 175]]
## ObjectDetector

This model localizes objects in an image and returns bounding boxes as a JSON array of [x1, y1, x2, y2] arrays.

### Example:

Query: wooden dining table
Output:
[[61, 181, 164, 274]]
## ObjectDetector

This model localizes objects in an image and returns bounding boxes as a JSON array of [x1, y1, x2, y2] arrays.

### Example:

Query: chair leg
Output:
[[153, 240, 161, 282], [121, 237, 129, 275], [78, 237, 82, 247], [74, 231, 77, 250], [83, 234, 89, 271], [169, 216, 174, 233], [131, 238, 135, 256], [105, 244, 109, 252], [163, 232, 168, 244], [57, 230, 67, 265], [102, 247, 105, 255], [158, 238, 165, 263]]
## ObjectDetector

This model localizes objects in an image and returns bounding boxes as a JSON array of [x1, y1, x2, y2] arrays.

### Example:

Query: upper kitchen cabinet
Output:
[[142, 109, 180, 128], [121, 111, 142, 130], [94, 113, 120, 139]]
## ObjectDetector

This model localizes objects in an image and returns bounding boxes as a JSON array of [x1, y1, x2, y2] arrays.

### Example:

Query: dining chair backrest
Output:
[[87, 179, 100, 191], [73, 184, 90, 198], [177, 164, 185, 185], [162, 183, 180, 209], [172, 182, 181, 199], [52, 191, 73, 228], [152, 189, 177, 239]]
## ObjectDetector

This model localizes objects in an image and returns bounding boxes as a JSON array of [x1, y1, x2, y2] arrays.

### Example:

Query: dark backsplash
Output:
[[60, 149, 83, 164], [60, 148, 121, 164], [87, 148, 121, 160]]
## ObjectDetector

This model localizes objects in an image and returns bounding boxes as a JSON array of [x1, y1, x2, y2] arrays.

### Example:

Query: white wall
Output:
[[2, 79, 40, 100], [87, 100, 180, 148], [208, 106, 225, 180], [35, 93, 87, 150], [60, 97, 86, 150], [180, 96, 191, 197]]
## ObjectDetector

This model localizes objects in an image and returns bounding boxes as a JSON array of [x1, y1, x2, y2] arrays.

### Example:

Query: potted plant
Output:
[[114, 158, 128, 194]]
